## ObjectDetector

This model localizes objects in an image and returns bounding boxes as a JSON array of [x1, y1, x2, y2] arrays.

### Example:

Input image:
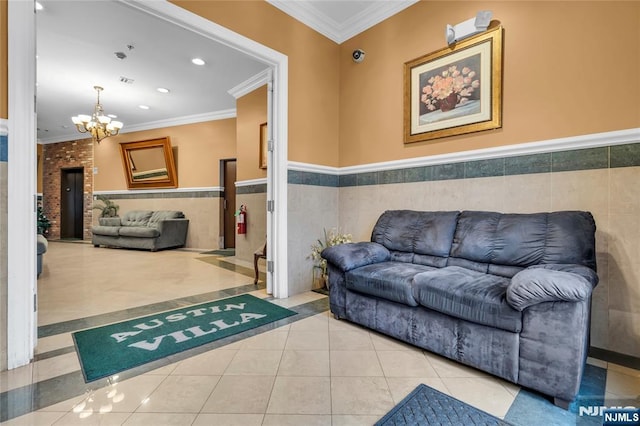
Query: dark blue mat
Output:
[[375, 384, 511, 426]]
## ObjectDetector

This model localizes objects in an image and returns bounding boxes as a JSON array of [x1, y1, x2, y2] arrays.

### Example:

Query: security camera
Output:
[[352, 49, 365, 63]]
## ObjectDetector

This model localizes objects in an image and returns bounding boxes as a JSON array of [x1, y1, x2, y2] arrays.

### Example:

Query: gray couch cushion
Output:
[[121, 210, 153, 227], [91, 225, 121, 237], [148, 210, 185, 228], [371, 210, 459, 260], [449, 211, 597, 274], [412, 266, 522, 332], [322, 242, 390, 272], [506, 267, 594, 311], [346, 261, 435, 307], [118, 226, 160, 238]]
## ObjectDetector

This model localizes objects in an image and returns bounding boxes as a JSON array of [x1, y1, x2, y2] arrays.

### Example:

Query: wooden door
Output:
[[223, 160, 237, 248], [60, 168, 84, 239]]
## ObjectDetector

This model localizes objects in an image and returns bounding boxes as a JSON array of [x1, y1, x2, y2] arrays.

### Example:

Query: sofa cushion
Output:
[[412, 266, 522, 332], [506, 267, 593, 311], [148, 211, 185, 228], [121, 210, 153, 227], [346, 261, 436, 307], [371, 210, 459, 261], [91, 225, 121, 237], [118, 226, 160, 238], [449, 211, 597, 274]]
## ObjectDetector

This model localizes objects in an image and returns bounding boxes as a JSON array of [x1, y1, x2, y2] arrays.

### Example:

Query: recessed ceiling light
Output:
[[107, 114, 118, 119], [157, 87, 170, 94], [191, 58, 205, 66], [35, 2, 43, 11], [138, 105, 150, 110]]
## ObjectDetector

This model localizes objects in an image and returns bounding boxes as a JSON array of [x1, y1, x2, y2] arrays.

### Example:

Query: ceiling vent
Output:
[[114, 51, 127, 60], [120, 76, 134, 84]]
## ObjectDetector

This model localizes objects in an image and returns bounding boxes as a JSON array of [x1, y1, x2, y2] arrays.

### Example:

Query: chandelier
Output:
[[71, 86, 123, 143]]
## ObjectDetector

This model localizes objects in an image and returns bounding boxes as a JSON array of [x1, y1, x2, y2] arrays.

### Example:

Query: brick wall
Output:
[[42, 139, 94, 240]]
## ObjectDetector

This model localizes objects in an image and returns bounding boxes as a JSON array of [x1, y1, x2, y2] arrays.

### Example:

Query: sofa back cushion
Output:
[[449, 211, 597, 273], [148, 211, 185, 228], [121, 210, 153, 227], [371, 210, 459, 267]]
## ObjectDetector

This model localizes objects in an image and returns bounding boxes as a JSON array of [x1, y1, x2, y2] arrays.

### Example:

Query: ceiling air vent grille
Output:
[[120, 76, 134, 84]]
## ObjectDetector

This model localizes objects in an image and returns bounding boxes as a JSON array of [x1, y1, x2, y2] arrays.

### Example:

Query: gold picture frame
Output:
[[404, 25, 503, 144], [259, 122, 268, 169], [119, 137, 178, 189]]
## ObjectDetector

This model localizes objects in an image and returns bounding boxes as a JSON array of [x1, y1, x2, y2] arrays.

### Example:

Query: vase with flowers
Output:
[[309, 228, 352, 290], [420, 65, 480, 113]]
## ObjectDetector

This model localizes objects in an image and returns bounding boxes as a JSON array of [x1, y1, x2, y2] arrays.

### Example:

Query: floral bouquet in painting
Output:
[[420, 65, 480, 112]]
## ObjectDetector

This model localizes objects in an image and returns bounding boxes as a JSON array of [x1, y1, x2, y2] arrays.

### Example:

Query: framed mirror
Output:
[[119, 137, 178, 189]]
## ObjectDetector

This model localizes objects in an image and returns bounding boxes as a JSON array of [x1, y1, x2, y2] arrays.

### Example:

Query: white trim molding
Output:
[[228, 69, 271, 99], [235, 178, 267, 188], [267, 0, 418, 44], [0, 118, 8, 136], [288, 128, 640, 176]]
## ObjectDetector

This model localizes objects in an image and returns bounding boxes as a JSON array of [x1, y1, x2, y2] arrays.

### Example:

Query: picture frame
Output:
[[119, 137, 178, 190], [404, 26, 503, 144], [259, 122, 268, 169]]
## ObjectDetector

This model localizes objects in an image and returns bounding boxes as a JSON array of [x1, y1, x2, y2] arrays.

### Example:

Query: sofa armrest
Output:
[[99, 217, 121, 226], [322, 242, 390, 272], [506, 266, 596, 311]]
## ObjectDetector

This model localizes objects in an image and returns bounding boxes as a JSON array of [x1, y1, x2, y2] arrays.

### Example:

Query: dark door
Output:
[[60, 168, 84, 239], [223, 159, 237, 248]]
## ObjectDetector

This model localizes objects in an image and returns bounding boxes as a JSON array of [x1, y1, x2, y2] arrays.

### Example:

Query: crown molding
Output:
[[267, 0, 418, 44], [228, 69, 271, 99], [37, 109, 237, 144]]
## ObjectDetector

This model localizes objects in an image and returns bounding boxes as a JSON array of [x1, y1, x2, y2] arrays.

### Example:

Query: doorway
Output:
[[60, 168, 84, 239], [221, 159, 237, 249], [8, 0, 289, 369]]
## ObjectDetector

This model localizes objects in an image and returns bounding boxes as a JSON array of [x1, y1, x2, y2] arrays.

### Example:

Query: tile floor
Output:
[[1, 241, 639, 425]]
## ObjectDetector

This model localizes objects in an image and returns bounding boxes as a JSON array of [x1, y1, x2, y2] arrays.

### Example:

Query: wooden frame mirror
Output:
[[119, 137, 178, 189]]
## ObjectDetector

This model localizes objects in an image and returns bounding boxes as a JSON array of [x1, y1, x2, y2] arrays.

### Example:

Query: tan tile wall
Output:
[[97, 197, 221, 251], [337, 168, 640, 358], [0, 161, 7, 371]]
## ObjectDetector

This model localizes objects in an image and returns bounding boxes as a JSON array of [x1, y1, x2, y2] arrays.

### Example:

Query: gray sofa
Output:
[[92, 210, 189, 251], [323, 210, 598, 408]]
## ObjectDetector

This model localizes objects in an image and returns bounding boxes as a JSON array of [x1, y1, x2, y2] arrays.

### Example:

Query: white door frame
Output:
[[7, 0, 289, 368]]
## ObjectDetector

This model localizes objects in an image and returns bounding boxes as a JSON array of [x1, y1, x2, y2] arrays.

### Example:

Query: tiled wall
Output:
[[288, 183, 339, 296], [235, 186, 267, 264], [0, 128, 7, 371], [95, 191, 222, 250], [288, 141, 640, 359]]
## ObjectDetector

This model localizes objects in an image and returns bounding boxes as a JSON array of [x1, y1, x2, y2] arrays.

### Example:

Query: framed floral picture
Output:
[[404, 26, 503, 144], [259, 122, 268, 169]]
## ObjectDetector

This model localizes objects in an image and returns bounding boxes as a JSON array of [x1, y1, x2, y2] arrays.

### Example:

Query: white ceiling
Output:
[[36, 0, 417, 143]]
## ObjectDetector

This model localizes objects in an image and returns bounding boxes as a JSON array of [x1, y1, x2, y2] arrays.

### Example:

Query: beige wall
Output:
[[236, 86, 268, 182], [338, 2, 640, 166], [172, 0, 341, 166], [94, 119, 236, 191]]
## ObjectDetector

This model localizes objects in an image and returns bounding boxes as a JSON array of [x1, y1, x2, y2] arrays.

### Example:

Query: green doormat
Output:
[[73, 294, 296, 382]]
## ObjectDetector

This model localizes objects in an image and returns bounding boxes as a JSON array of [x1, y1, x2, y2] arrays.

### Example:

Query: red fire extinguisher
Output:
[[236, 205, 247, 235]]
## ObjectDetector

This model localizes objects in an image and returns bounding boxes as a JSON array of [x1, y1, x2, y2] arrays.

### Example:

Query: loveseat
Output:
[[91, 210, 189, 251], [323, 210, 598, 408], [37, 234, 48, 278]]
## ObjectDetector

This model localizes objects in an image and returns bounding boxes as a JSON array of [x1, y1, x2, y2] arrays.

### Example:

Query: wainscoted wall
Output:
[[288, 130, 640, 359], [288, 182, 339, 296], [1, 122, 8, 371], [94, 190, 222, 250], [235, 182, 267, 264]]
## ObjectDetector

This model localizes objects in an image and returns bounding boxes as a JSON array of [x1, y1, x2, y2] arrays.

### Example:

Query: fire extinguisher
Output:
[[236, 205, 247, 235]]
